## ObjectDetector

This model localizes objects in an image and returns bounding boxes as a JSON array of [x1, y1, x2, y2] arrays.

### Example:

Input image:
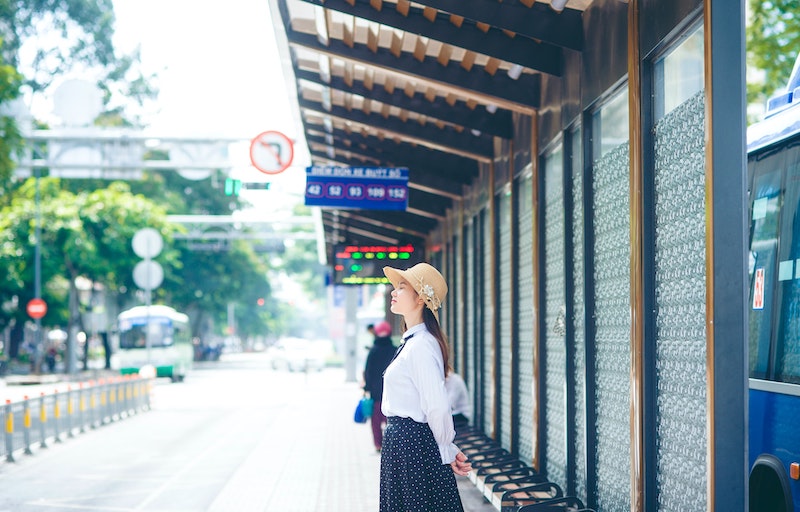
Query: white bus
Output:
[[112, 305, 193, 382]]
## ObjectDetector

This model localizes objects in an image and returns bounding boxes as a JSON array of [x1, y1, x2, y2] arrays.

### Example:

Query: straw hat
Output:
[[383, 263, 448, 321]]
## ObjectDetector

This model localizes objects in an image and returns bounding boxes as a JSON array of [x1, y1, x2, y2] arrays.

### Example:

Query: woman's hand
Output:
[[450, 451, 472, 476]]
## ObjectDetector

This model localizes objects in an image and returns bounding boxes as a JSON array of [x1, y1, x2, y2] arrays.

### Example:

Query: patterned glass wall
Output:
[[516, 172, 535, 463], [592, 143, 631, 512], [570, 128, 588, 504], [544, 147, 567, 489], [653, 91, 707, 510], [498, 192, 513, 449], [482, 208, 496, 435], [465, 221, 478, 409]]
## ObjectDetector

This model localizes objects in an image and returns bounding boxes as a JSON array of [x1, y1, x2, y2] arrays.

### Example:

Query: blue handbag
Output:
[[354, 397, 374, 423]]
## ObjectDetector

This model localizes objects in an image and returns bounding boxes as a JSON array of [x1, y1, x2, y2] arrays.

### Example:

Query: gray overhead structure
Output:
[[271, 1, 748, 511]]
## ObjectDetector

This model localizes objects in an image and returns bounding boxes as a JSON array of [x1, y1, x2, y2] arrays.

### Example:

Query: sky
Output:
[[109, 0, 309, 198]]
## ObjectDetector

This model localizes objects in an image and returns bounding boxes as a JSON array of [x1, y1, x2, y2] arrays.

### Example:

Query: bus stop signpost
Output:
[[132, 228, 164, 367]]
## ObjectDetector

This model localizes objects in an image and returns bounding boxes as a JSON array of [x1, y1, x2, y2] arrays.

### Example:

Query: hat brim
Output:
[[383, 266, 411, 290]]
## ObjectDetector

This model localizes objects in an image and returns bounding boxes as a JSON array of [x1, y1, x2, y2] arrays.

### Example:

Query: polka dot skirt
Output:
[[380, 416, 464, 512]]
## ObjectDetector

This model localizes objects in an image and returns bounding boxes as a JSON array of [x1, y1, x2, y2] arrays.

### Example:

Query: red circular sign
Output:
[[27, 298, 47, 319], [249, 130, 294, 175]]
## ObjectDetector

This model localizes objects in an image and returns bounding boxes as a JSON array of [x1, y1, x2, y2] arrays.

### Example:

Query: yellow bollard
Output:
[[40, 393, 47, 423], [4, 399, 12, 434], [23, 397, 31, 428]]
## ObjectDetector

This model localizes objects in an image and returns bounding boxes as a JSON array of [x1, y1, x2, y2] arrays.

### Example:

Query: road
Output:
[[0, 353, 382, 511]]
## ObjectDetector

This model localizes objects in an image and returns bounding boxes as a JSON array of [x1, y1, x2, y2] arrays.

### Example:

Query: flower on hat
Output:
[[420, 282, 441, 311]]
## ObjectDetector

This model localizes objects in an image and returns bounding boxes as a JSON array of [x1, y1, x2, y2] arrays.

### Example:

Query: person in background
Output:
[[445, 370, 471, 429], [379, 262, 471, 512], [363, 320, 395, 452]]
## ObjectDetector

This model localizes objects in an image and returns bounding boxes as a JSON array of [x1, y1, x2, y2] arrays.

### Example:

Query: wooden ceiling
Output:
[[272, 0, 594, 256]]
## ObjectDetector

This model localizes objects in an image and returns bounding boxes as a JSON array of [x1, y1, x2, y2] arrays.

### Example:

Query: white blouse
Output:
[[381, 323, 460, 464]]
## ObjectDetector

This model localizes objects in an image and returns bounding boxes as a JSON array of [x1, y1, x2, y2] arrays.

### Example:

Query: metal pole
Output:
[[344, 286, 358, 382], [34, 167, 42, 373]]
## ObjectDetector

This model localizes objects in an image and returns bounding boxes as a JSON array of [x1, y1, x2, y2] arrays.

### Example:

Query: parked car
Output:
[[269, 338, 330, 372]]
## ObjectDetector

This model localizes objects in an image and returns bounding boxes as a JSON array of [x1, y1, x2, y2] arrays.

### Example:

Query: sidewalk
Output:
[[1, 361, 497, 512], [206, 365, 497, 512]]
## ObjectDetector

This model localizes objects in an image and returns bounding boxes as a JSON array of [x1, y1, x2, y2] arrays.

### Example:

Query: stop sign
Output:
[[27, 298, 47, 319]]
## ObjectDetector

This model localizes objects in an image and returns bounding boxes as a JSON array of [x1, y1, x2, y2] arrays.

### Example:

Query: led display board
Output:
[[333, 244, 424, 285], [305, 166, 409, 210]]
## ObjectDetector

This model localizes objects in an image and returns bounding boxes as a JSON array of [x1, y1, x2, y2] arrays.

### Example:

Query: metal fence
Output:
[[2, 375, 152, 462]]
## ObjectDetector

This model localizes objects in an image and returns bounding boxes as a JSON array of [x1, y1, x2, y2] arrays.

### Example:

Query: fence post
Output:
[[88, 381, 97, 429], [108, 377, 117, 421], [125, 376, 133, 415], [4, 399, 14, 463], [22, 396, 32, 455], [66, 385, 75, 438], [78, 383, 86, 433], [98, 379, 108, 425], [117, 378, 125, 419], [39, 392, 48, 449], [53, 388, 62, 443]]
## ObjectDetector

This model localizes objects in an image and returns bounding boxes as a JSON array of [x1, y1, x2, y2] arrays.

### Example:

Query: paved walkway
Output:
[[1, 359, 497, 512]]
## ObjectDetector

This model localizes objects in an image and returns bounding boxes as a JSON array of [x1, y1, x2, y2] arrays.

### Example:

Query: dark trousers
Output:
[[371, 400, 387, 449]]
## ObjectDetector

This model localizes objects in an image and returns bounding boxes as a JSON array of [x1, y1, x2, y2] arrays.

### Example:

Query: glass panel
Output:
[[592, 87, 629, 159], [544, 144, 567, 490], [569, 124, 588, 504], [653, 91, 708, 511], [515, 170, 535, 462], [592, 142, 631, 512], [654, 25, 704, 120]]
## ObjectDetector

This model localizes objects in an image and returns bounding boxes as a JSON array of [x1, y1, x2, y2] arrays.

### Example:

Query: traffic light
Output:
[[225, 178, 242, 196]]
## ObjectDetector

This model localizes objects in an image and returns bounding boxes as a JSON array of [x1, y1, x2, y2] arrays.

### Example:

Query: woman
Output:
[[363, 320, 395, 452], [379, 262, 472, 512]]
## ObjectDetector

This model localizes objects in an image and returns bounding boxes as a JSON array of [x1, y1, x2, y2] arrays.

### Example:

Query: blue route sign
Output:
[[304, 166, 409, 210]]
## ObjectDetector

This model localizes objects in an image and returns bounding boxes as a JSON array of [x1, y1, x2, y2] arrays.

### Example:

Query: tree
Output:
[[0, 177, 178, 358], [747, 0, 800, 116], [0, 36, 24, 194], [0, 0, 158, 195]]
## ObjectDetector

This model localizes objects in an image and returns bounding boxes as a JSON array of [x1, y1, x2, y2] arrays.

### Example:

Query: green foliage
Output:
[[0, 178, 178, 329], [746, 0, 800, 113], [0, 36, 24, 197]]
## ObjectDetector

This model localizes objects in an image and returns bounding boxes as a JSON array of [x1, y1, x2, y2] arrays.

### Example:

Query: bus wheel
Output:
[[750, 454, 793, 512]]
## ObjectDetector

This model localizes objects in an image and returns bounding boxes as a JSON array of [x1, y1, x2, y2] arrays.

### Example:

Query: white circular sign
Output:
[[133, 260, 164, 290], [52, 79, 103, 126], [249, 131, 294, 175], [132, 228, 163, 259]]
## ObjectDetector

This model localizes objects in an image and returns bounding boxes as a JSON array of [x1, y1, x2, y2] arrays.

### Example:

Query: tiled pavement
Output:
[[204, 368, 497, 512], [1, 364, 497, 511]]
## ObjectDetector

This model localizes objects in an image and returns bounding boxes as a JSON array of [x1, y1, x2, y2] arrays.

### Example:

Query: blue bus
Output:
[[747, 53, 800, 511]]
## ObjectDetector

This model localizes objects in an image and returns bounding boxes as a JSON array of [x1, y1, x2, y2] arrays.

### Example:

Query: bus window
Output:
[[774, 147, 800, 384], [749, 154, 783, 380], [119, 321, 175, 349]]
